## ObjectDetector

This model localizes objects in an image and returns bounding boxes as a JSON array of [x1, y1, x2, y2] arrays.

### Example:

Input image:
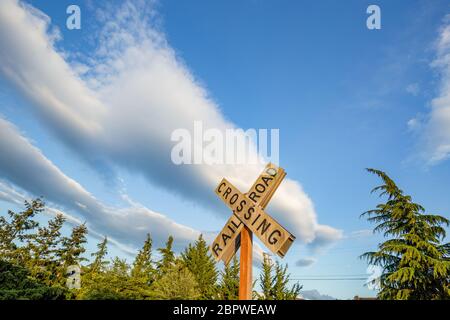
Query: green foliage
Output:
[[150, 260, 200, 300], [0, 199, 42, 264], [0, 199, 303, 300], [257, 255, 301, 300], [78, 237, 145, 300], [156, 235, 175, 277], [181, 234, 218, 299], [131, 233, 155, 285], [361, 168, 450, 300], [0, 260, 66, 300], [259, 255, 274, 300], [58, 223, 88, 268], [0, 199, 73, 299], [89, 236, 109, 273], [271, 262, 301, 299], [26, 214, 65, 286], [219, 256, 239, 300], [78, 257, 148, 300]]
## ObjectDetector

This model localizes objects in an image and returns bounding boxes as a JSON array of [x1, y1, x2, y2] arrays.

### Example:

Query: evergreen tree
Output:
[[58, 223, 88, 268], [219, 256, 239, 300], [78, 236, 110, 299], [78, 257, 140, 300], [90, 237, 109, 273], [156, 235, 175, 277], [151, 260, 200, 300], [131, 233, 155, 285], [257, 255, 301, 300], [271, 262, 301, 300], [258, 254, 274, 300], [27, 214, 65, 286], [0, 199, 42, 264], [127, 234, 156, 299], [361, 168, 450, 300], [181, 234, 218, 299], [53, 223, 88, 292]]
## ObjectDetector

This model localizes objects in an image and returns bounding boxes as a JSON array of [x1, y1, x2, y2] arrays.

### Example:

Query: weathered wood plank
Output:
[[215, 178, 295, 257], [209, 164, 286, 262]]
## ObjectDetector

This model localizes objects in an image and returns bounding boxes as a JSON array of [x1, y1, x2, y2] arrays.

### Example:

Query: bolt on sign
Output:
[[210, 163, 295, 262]]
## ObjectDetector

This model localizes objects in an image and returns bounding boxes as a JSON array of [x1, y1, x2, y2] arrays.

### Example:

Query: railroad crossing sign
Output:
[[210, 163, 296, 300]]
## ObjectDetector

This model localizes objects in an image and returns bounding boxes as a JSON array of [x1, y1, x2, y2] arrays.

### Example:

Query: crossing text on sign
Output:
[[215, 178, 295, 257], [210, 164, 286, 262]]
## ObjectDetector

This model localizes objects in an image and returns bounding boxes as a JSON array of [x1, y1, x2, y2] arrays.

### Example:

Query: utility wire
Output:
[[290, 274, 368, 277], [289, 278, 367, 281]]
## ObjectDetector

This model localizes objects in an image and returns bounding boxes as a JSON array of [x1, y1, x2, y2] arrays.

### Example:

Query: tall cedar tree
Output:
[[27, 214, 65, 286], [131, 233, 155, 285], [156, 236, 175, 277], [257, 255, 301, 300], [219, 256, 239, 300], [271, 262, 301, 299], [361, 168, 450, 300], [89, 237, 109, 273], [57, 223, 88, 268], [259, 254, 274, 299], [181, 234, 218, 299], [56, 223, 87, 288], [78, 237, 111, 299], [0, 199, 42, 264]]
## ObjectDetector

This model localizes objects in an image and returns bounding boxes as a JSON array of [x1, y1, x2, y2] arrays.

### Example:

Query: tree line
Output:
[[0, 199, 300, 300]]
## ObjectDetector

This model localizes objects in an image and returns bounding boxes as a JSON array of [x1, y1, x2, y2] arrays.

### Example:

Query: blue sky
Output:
[[0, 0, 449, 300]]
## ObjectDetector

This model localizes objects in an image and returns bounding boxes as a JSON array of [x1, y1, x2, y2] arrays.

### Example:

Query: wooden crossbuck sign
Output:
[[210, 163, 295, 300]]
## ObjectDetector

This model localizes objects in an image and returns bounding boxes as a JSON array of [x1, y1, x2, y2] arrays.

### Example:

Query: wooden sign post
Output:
[[239, 225, 252, 300], [210, 163, 295, 300]]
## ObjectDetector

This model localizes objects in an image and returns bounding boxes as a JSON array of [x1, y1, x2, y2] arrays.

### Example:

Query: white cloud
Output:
[[0, 181, 25, 205], [306, 224, 343, 253], [414, 16, 450, 164], [0, 0, 341, 251], [0, 117, 201, 251]]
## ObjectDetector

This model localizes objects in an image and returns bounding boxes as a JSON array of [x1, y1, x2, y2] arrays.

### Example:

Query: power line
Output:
[[289, 278, 367, 281], [294, 273, 369, 278]]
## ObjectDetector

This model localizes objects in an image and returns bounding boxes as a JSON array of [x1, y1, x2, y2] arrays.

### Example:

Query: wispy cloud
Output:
[[0, 0, 341, 251], [346, 229, 373, 239], [0, 117, 202, 252], [411, 15, 450, 164]]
